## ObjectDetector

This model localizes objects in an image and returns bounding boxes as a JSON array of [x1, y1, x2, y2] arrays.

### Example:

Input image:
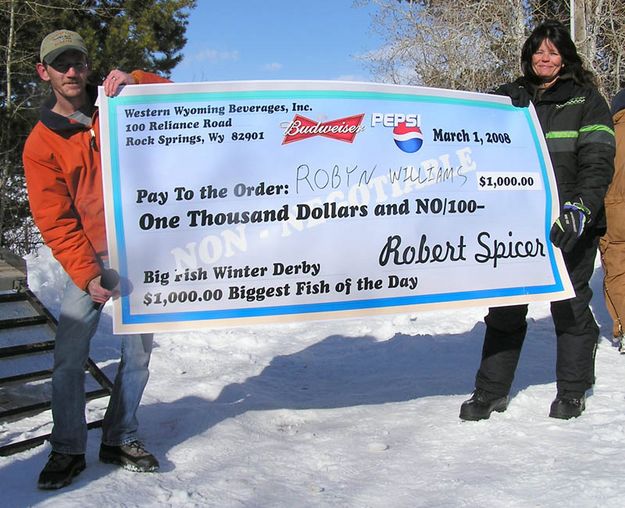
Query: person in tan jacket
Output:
[[600, 89, 625, 352]]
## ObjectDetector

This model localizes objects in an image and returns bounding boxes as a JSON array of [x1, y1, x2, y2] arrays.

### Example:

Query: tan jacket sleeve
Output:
[[601, 108, 625, 337]]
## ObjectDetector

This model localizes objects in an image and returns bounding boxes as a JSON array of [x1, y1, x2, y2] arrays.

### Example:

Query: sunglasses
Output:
[[48, 61, 88, 73]]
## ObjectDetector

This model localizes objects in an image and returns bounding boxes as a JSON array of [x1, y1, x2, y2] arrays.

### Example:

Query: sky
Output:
[[171, 1, 383, 83], [4, 249, 625, 507]]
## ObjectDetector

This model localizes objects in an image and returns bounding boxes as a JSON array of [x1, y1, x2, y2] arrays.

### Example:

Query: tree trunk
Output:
[[0, 0, 16, 248]]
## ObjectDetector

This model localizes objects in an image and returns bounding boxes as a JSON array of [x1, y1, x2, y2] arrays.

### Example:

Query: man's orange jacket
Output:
[[23, 70, 170, 291]]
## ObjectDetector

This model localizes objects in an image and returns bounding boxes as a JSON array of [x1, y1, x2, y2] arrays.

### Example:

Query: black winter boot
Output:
[[38, 451, 86, 489], [100, 440, 159, 472], [549, 393, 585, 419], [459, 389, 509, 421]]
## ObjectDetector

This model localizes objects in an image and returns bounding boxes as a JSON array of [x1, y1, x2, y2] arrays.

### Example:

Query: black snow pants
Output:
[[474, 235, 600, 398]]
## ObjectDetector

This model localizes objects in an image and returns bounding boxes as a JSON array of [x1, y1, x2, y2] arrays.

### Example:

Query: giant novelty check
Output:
[[99, 81, 572, 333]]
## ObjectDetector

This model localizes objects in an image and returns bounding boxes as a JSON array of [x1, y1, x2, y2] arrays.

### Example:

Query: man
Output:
[[600, 89, 625, 352], [22, 29, 170, 490]]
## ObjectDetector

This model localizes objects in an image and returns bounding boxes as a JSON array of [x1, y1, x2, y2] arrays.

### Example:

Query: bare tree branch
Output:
[[362, 0, 625, 97]]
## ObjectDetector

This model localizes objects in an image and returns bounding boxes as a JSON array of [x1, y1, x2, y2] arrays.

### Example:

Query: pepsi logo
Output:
[[371, 112, 419, 127], [393, 122, 424, 153]]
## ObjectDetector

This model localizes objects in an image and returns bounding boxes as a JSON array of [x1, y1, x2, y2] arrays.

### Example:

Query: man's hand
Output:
[[87, 275, 115, 304], [103, 69, 136, 97], [550, 201, 591, 252]]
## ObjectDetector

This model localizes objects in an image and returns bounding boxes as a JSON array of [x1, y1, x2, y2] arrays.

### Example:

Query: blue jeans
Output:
[[50, 278, 153, 454]]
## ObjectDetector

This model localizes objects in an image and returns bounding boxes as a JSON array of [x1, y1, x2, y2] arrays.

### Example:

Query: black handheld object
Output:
[[100, 268, 120, 290], [494, 83, 531, 108], [94, 269, 120, 310]]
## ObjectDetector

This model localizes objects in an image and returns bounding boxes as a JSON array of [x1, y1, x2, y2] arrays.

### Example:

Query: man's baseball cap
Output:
[[40, 30, 88, 64]]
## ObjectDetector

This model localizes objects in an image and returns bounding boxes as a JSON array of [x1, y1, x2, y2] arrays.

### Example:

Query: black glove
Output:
[[495, 83, 531, 108], [549, 201, 591, 252]]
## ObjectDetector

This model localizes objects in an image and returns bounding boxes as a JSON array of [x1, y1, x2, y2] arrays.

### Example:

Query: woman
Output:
[[460, 20, 615, 421]]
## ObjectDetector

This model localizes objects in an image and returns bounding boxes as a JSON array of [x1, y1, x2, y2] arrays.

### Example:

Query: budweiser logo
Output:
[[282, 114, 365, 144]]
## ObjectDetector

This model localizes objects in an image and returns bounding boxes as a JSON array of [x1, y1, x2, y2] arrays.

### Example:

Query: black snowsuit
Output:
[[475, 75, 615, 398]]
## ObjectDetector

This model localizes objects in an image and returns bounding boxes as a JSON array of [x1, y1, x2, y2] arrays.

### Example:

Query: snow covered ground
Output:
[[2, 246, 625, 507]]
